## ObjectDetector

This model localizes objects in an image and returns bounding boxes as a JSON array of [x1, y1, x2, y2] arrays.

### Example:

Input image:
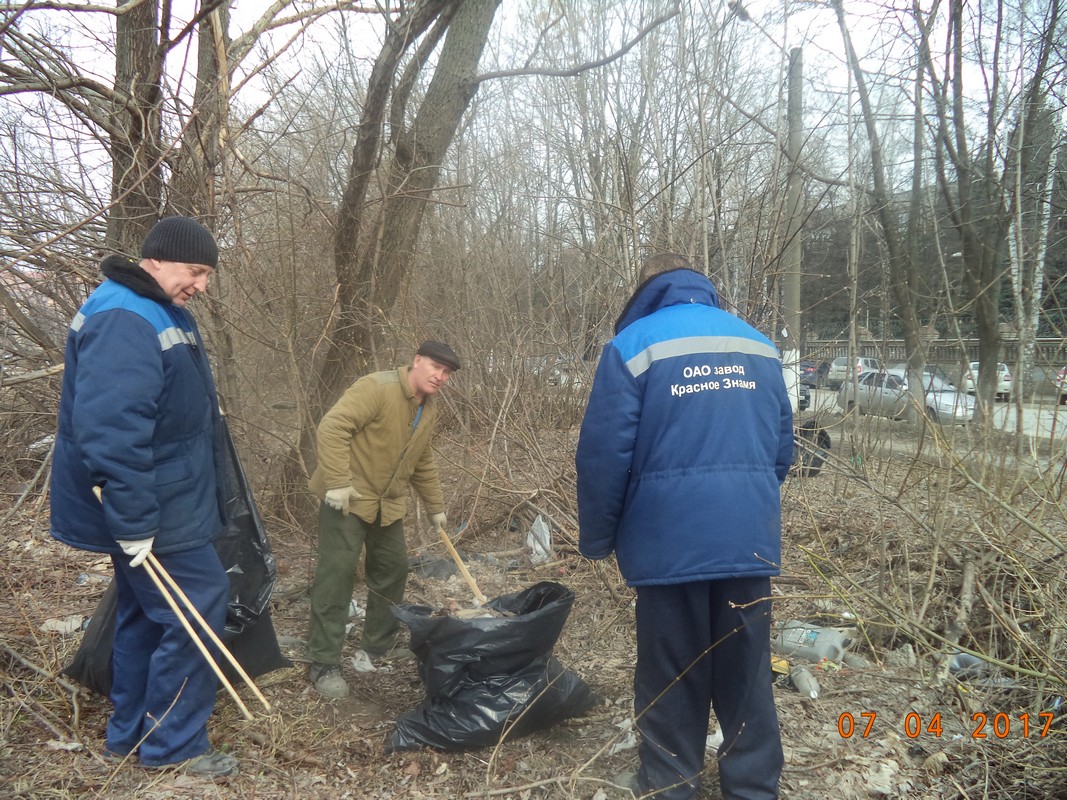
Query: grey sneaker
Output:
[[183, 750, 239, 778], [308, 662, 349, 698]]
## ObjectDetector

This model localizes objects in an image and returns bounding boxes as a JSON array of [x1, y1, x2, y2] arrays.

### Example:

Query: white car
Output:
[[960, 361, 1011, 401], [825, 356, 884, 389], [838, 370, 975, 423]]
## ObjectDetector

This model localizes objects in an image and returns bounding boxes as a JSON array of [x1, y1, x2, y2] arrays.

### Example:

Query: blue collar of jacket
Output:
[[614, 268, 720, 334]]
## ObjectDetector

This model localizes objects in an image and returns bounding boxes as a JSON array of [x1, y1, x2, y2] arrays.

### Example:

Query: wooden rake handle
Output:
[[147, 553, 272, 713], [438, 526, 487, 606], [140, 557, 255, 721]]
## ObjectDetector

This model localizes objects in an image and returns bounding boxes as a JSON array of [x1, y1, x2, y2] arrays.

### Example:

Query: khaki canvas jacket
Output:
[[308, 366, 445, 526]]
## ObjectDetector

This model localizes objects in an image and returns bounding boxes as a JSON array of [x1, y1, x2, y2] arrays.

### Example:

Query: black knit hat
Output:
[[416, 340, 461, 370], [141, 216, 218, 268]]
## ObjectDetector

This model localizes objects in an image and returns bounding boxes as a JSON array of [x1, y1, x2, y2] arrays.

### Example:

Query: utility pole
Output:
[[782, 47, 803, 411]]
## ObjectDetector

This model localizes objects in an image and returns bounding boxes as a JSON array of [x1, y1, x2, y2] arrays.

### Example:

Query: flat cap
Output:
[[416, 340, 461, 370]]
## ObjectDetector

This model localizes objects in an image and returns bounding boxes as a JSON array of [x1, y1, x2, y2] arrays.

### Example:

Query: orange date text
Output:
[[836, 711, 1054, 739]]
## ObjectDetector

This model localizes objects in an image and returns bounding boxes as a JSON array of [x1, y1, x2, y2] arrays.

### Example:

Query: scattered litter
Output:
[[526, 515, 553, 565], [773, 620, 850, 662], [350, 650, 376, 673], [948, 652, 990, 680], [44, 740, 82, 752], [706, 726, 724, 750], [789, 665, 820, 699], [608, 718, 638, 755], [75, 573, 109, 587], [349, 599, 365, 619], [40, 615, 84, 635]]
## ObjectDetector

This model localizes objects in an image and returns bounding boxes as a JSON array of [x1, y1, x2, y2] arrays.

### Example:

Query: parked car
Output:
[[837, 369, 974, 423], [826, 356, 884, 389], [799, 360, 830, 387], [1058, 366, 1066, 406], [960, 361, 1011, 401], [889, 363, 955, 387], [546, 356, 590, 388]]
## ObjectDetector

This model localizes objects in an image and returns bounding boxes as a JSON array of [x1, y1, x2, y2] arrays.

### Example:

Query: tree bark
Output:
[[106, 0, 164, 253]]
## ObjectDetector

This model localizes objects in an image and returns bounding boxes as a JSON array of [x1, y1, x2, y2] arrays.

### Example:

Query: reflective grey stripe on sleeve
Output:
[[625, 335, 781, 378], [158, 327, 198, 352], [70, 312, 86, 333]]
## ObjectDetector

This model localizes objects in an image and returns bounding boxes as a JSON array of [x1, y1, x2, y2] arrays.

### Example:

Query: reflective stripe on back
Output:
[[625, 335, 781, 378]]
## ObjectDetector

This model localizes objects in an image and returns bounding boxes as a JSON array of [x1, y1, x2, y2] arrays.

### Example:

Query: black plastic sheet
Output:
[[385, 581, 596, 752], [215, 416, 277, 635]]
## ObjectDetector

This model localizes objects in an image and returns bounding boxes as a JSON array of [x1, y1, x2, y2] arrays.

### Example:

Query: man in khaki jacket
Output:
[[306, 341, 459, 698]]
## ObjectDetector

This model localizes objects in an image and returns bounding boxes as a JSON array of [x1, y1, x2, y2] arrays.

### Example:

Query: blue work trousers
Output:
[[634, 577, 783, 800], [106, 544, 228, 766]]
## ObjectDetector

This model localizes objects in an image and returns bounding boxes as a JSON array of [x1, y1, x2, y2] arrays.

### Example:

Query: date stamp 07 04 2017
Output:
[[837, 711, 1056, 740]]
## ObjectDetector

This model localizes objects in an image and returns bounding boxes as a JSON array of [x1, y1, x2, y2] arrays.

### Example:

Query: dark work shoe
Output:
[[308, 662, 349, 698], [183, 750, 239, 778], [143, 749, 238, 778], [102, 748, 137, 764]]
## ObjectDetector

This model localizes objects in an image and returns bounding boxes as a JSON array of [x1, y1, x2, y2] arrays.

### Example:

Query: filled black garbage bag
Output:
[[385, 581, 597, 752], [62, 418, 290, 694]]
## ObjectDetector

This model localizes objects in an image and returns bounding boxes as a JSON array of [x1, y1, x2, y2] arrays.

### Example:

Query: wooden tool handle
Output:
[[438, 526, 487, 606]]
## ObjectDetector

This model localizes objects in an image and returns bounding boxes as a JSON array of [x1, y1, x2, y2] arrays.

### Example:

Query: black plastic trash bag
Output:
[[62, 418, 290, 695], [214, 416, 278, 636], [385, 581, 597, 752]]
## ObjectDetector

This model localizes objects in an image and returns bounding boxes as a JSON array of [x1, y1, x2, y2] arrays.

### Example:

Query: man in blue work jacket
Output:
[[51, 216, 237, 778], [576, 252, 793, 800]]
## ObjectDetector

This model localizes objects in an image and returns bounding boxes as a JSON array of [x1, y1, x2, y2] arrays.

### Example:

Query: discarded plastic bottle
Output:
[[774, 620, 851, 663], [789, 665, 820, 699]]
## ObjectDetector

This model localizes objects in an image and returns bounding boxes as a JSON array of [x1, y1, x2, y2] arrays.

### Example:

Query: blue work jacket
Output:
[[576, 269, 793, 586], [50, 257, 226, 555]]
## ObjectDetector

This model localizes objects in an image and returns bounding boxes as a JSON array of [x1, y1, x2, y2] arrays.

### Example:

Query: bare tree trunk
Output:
[[107, 0, 164, 253]]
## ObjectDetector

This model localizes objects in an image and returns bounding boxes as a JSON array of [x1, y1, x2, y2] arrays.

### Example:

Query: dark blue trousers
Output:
[[634, 578, 782, 800], [106, 544, 228, 766]]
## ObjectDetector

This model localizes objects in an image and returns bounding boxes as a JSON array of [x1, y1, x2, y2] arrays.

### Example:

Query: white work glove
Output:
[[119, 537, 154, 568], [324, 486, 360, 515], [430, 512, 447, 531]]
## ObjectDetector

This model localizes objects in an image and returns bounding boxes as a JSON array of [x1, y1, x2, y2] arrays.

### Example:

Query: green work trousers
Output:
[[306, 504, 408, 665]]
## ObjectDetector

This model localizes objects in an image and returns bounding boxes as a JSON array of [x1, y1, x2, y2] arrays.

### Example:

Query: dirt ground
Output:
[[2, 441, 1065, 799]]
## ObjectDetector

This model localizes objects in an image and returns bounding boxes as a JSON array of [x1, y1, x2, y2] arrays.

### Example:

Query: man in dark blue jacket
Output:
[[576, 253, 792, 800], [51, 216, 237, 778]]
